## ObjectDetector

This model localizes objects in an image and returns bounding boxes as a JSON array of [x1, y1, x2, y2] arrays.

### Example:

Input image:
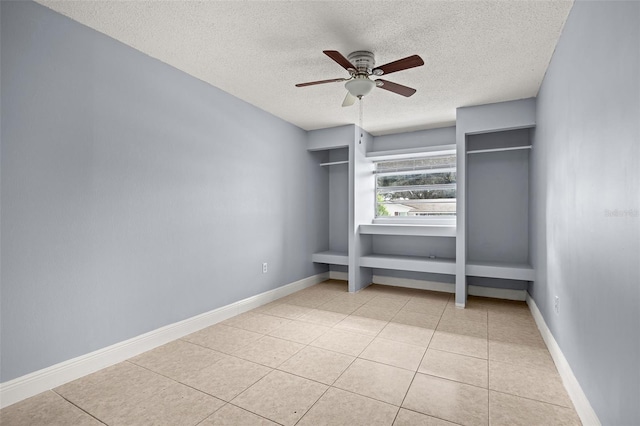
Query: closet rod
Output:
[[467, 145, 532, 155], [319, 160, 349, 167]]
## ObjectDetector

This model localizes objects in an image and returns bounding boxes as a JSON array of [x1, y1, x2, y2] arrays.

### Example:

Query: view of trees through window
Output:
[[375, 154, 457, 217]]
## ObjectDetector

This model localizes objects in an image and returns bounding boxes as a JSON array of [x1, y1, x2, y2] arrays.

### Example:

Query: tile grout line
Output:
[[290, 381, 331, 425], [130, 331, 309, 425], [283, 291, 348, 426], [290, 308, 357, 426], [487, 307, 491, 424], [223, 402, 286, 426], [122, 358, 273, 426], [488, 389, 578, 410], [51, 389, 110, 426], [399, 406, 466, 425], [253, 291, 347, 426], [211, 361, 294, 426], [412, 293, 486, 425], [291, 289, 414, 423], [391, 291, 449, 425]]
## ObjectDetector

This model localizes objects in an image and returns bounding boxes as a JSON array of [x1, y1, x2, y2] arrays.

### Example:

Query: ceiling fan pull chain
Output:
[[358, 97, 364, 144]]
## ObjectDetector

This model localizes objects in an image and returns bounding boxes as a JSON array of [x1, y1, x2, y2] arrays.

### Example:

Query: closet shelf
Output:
[[466, 261, 534, 281], [359, 223, 456, 237], [312, 250, 349, 266], [360, 254, 456, 275]]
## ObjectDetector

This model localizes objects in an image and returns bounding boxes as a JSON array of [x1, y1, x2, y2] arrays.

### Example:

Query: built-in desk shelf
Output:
[[360, 224, 456, 238], [360, 254, 456, 275], [312, 250, 349, 266], [466, 261, 534, 281]]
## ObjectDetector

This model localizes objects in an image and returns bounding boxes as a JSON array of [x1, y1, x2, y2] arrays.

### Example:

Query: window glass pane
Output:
[[380, 189, 456, 199], [375, 155, 456, 172], [375, 154, 457, 218], [377, 172, 456, 187]]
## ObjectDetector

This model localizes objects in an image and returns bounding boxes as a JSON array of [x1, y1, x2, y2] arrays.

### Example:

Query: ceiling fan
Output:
[[296, 50, 424, 107]]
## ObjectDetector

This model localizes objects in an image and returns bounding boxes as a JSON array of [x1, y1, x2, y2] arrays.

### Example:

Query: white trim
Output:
[[329, 270, 349, 281], [468, 285, 526, 301], [371, 275, 526, 301], [373, 275, 454, 293], [526, 294, 601, 426], [0, 272, 328, 409]]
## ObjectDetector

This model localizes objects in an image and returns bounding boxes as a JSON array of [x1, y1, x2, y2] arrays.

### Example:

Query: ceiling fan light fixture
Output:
[[345, 77, 375, 98]]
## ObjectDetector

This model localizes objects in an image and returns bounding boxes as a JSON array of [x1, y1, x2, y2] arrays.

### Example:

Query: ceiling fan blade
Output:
[[342, 92, 357, 107], [324, 50, 357, 72], [373, 55, 424, 76], [295, 78, 348, 87], [376, 79, 417, 97]]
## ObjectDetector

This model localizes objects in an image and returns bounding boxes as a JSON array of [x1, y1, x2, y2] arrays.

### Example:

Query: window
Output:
[[375, 154, 456, 218]]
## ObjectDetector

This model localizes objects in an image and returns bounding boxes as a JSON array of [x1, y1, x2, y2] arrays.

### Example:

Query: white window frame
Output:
[[373, 153, 457, 225]]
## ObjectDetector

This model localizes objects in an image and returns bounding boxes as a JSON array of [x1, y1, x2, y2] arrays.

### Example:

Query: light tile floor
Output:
[[0, 280, 582, 426]]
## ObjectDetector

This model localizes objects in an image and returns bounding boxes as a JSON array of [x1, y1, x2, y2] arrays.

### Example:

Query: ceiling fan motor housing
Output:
[[345, 51, 376, 98], [347, 51, 376, 74]]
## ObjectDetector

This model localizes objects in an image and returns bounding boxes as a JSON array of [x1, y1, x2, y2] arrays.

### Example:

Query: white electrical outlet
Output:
[[554, 296, 559, 314], [262, 263, 268, 274]]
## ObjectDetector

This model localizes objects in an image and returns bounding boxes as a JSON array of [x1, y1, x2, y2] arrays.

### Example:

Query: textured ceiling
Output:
[[37, 0, 573, 136]]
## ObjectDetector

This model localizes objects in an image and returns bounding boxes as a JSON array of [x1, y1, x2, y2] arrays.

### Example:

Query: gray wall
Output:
[[307, 125, 352, 151], [372, 235, 455, 259], [0, 1, 327, 382], [530, 1, 640, 424], [372, 126, 455, 152]]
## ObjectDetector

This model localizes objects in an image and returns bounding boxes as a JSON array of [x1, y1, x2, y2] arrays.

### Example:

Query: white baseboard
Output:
[[0, 272, 328, 409], [526, 294, 600, 426], [329, 271, 348, 281], [468, 285, 526, 301], [373, 275, 454, 293], [372, 275, 526, 301]]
